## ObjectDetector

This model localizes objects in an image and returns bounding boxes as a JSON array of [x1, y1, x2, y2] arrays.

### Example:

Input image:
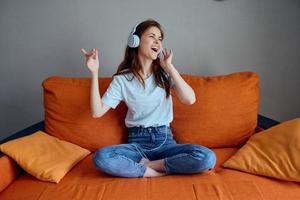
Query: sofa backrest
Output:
[[172, 72, 259, 148], [42, 71, 259, 151]]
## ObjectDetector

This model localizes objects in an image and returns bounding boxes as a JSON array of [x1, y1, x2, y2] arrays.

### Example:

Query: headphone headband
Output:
[[131, 22, 140, 34]]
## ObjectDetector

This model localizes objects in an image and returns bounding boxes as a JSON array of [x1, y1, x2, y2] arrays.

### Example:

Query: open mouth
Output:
[[151, 47, 159, 53]]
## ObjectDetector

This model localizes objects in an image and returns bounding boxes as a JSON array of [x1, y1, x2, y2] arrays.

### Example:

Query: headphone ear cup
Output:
[[128, 34, 140, 48]]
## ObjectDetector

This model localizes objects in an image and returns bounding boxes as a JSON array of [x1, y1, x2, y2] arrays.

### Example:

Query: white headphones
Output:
[[127, 23, 140, 48]]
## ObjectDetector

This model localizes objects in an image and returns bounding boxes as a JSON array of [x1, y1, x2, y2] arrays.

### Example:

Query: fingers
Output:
[[81, 48, 93, 57], [162, 48, 172, 56], [81, 48, 88, 55], [164, 48, 168, 56], [81, 48, 99, 59], [95, 49, 99, 59], [92, 48, 98, 59]]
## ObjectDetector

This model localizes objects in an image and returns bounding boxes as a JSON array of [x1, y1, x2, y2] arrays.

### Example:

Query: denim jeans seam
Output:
[[139, 165, 147, 177], [130, 143, 150, 160]]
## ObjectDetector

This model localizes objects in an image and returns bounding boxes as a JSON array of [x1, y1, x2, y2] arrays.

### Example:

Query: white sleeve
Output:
[[101, 76, 123, 109]]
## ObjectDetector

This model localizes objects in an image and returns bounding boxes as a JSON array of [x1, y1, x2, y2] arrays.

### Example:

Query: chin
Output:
[[145, 51, 158, 60], [150, 54, 158, 60]]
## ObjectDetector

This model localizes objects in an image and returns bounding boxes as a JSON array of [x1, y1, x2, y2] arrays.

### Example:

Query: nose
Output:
[[154, 38, 160, 44]]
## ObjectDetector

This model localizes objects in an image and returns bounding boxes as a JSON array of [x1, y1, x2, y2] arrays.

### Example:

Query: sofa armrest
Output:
[[0, 155, 22, 193], [258, 114, 280, 129], [0, 120, 44, 192]]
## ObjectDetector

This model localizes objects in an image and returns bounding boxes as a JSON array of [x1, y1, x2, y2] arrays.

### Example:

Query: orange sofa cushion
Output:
[[42, 72, 259, 151], [42, 76, 128, 152], [172, 72, 259, 148]]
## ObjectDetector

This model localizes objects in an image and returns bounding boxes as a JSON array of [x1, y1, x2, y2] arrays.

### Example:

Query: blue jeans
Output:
[[93, 125, 216, 178]]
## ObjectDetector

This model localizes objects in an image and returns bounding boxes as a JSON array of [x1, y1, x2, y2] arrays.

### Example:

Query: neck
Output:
[[138, 54, 153, 77]]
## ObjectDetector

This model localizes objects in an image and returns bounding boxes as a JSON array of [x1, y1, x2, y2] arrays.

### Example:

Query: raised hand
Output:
[[81, 48, 99, 75], [159, 48, 173, 74]]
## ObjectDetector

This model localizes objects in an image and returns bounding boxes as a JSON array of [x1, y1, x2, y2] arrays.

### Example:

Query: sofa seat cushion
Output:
[[0, 148, 239, 193], [2, 149, 300, 200], [25, 179, 266, 200], [216, 168, 300, 200]]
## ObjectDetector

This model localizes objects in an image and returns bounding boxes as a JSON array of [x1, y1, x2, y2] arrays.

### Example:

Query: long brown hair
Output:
[[113, 19, 172, 98]]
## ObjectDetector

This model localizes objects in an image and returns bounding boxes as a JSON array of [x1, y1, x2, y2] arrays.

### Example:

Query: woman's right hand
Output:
[[81, 48, 99, 75]]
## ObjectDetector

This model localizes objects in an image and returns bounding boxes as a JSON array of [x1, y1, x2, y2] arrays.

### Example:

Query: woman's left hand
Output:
[[159, 48, 174, 73]]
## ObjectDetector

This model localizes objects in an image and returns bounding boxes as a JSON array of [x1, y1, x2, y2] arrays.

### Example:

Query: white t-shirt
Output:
[[101, 72, 173, 128]]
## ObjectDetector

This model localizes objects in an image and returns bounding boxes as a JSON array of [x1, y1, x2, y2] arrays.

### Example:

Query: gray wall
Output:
[[1, 0, 300, 140]]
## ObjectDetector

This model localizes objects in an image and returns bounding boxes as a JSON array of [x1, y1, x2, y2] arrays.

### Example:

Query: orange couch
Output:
[[1, 72, 300, 200]]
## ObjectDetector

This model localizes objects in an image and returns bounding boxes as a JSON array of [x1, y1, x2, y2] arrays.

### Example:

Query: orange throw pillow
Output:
[[0, 131, 90, 183], [171, 72, 259, 148], [223, 118, 300, 182]]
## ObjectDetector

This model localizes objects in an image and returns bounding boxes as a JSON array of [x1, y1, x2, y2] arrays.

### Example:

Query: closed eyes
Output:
[[149, 34, 162, 41]]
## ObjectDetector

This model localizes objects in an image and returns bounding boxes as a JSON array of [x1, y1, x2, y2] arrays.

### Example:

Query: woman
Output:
[[81, 19, 216, 178]]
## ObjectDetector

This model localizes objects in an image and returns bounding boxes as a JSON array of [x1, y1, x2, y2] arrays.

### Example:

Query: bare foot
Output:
[[144, 159, 166, 172], [143, 167, 166, 177], [139, 157, 150, 165]]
